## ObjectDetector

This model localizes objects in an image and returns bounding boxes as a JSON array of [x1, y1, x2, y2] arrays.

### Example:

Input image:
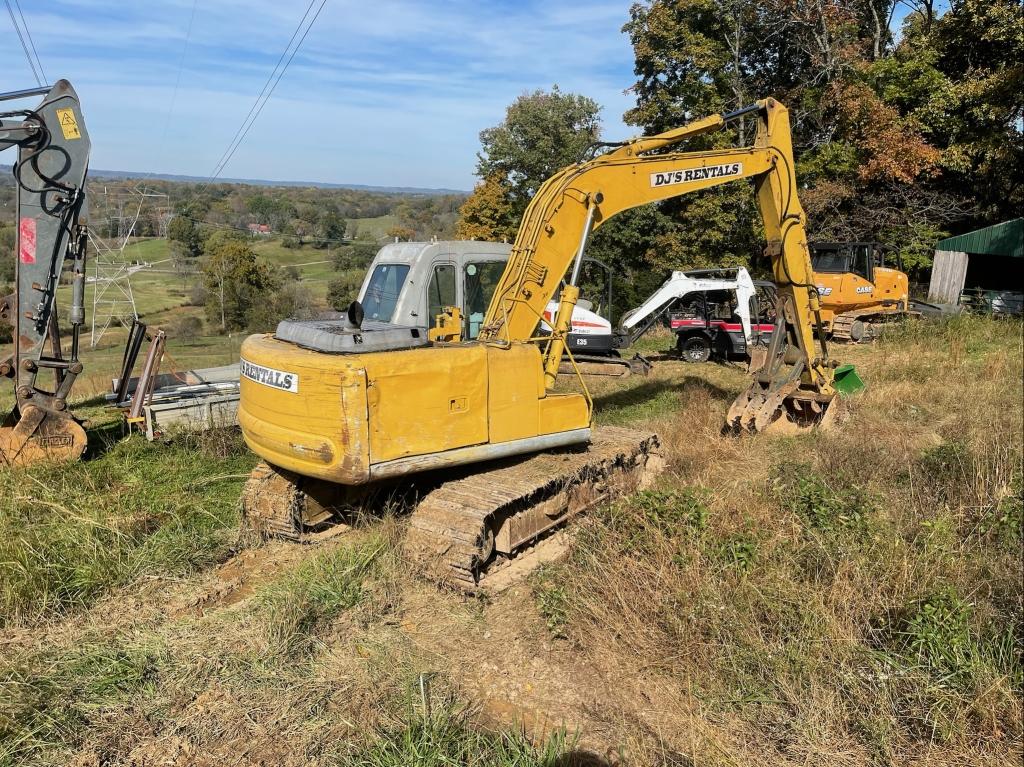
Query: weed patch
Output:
[[866, 587, 1023, 742], [870, 588, 1021, 691], [259, 536, 387, 656], [714, 534, 759, 572], [340, 708, 575, 767], [774, 463, 873, 536], [0, 432, 256, 626], [0, 638, 163, 766], [533, 566, 571, 639], [914, 440, 1023, 548]]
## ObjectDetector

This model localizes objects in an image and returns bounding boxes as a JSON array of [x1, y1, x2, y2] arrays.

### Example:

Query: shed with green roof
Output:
[[928, 219, 1023, 314]]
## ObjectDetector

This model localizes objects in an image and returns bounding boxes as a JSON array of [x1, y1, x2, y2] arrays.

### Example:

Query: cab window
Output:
[[850, 244, 873, 281], [427, 263, 457, 328], [705, 289, 736, 321], [362, 263, 410, 322], [811, 249, 850, 273], [463, 261, 506, 338]]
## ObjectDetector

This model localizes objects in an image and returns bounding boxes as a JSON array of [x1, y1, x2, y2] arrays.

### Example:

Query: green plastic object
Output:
[[833, 364, 864, 395]]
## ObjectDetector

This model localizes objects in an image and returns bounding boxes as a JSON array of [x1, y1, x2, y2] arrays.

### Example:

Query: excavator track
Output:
[[402, 426, 662, 592], [240, 462, 345, 542], [830, 307, 914, 342]]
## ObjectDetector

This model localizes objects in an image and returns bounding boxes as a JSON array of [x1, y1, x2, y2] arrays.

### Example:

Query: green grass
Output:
[[0, 635, 164, 767], [339, 710, 576, 767], [531, 318, 1023, 760], [0, 429, 256, 626], [119, 237, 170, 261], [774, 463, 873, 536], [0, 314, 1020, 765], [259, 536, 388, 656], [348, 214, 400, 241]]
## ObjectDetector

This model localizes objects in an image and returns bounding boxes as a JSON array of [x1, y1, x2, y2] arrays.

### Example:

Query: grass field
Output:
[[12, 229, 385, 408], [0, 315, 1021, 766]]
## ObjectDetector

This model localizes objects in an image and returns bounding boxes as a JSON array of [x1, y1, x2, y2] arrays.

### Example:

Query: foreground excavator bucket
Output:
[[726, 380, 839, 434], [0, 405, 88, 467]]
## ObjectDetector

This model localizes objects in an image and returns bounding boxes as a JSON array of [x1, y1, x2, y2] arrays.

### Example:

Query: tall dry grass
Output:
[[537, 315, 1023, 764]]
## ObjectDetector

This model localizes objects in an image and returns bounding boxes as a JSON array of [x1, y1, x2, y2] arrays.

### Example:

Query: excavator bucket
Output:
[[724, 290, 840, 434], [726, 381, 837, 433], [0, 405, 88, 466]]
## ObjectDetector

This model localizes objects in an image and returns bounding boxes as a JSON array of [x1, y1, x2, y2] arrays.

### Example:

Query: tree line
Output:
[[4, 0, 1018, 337], [457, 0, 1022, 316]]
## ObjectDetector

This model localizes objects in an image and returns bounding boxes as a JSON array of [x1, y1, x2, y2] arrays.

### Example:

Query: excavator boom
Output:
[[0, 81, 91, 465], [480, 99, 835, 427]]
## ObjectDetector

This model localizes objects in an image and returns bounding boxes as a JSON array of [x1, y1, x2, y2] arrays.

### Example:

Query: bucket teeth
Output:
[[725, 383, 837, 434]]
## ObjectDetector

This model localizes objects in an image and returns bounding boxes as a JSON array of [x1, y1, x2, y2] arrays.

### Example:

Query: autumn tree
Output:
[[619, 0, 1021, 275], [457, 87, 602, 241], [455, 174, 518, 241], [385, 225, 416, 242]]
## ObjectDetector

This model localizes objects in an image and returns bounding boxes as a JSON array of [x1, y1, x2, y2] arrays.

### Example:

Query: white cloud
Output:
[[7, 0, 641, 188]]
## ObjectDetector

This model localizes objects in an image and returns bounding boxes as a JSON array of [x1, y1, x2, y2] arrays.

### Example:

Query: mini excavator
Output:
[[238, 99, 841, 588], [0, 81, 91, 466]]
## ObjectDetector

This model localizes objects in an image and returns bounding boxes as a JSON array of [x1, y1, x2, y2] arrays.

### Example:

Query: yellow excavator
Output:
[[237, 98, 841, 589], [809, 242, 913, 342]]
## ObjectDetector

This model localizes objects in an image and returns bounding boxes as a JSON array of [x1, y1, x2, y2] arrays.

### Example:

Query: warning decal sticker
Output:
[[56, 108, 81, 140], [19, 217, 36, 264]]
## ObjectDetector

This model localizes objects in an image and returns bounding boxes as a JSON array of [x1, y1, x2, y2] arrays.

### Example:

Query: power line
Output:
[[206, 0, 318, 181], [12, 0, 46, 84], [5, 0, 41, 86], [203, 0, 328, 187], [162, 0, 200, 143]]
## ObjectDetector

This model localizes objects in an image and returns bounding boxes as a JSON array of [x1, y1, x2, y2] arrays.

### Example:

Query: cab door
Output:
[[841, 243, 876, 308], [461, 259, 508, 339], [425, 258, 457, 335]]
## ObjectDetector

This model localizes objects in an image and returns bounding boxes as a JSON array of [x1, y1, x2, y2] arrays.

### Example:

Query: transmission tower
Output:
[[88, 186, 170, 347]]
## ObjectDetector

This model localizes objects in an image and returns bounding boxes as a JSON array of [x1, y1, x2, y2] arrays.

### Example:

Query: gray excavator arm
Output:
[[0, 80, 91, 465]]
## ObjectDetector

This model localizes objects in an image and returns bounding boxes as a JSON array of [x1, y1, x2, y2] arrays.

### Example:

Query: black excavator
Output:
[[0, 80, 92, 465]]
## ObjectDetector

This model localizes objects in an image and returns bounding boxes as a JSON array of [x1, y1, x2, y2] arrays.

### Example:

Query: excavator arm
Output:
[[0, 81, 91, 465], [480, 99, 837, 430]]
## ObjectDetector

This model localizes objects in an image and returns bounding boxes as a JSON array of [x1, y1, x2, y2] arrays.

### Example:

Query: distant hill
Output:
[[89, 168, 468, 196], [0, 165, 467, 196]]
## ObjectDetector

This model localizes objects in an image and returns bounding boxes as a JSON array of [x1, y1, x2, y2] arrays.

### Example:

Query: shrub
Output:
[[327, 270, 365, 310], [170, 314, 202, 343], [775, 464, 873, 535]]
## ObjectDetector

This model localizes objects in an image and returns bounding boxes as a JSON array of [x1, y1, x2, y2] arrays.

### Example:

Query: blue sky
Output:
[[5, 1, 639, 190]]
